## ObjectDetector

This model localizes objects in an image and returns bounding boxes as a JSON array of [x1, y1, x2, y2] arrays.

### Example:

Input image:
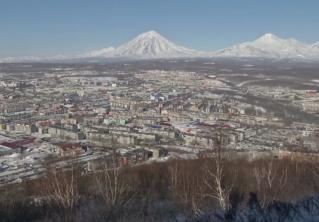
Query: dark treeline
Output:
[[1, 154, 319, 222]]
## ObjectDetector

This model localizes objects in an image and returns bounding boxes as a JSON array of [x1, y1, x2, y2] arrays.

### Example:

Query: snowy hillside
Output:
[[78, 47, 115, 58]]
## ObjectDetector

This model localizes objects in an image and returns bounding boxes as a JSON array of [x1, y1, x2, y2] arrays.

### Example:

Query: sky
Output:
[[0, 0, 319, 57]]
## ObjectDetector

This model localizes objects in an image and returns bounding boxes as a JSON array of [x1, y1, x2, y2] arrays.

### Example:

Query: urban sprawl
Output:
[[0, 60, 319, 187]]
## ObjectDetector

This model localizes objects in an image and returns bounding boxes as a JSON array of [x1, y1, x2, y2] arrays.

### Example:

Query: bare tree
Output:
[[44, 165, 80, 221], [94, 165, 135, 219], [168, 160, 204, 216], [309, 160, 319, 192], [204, 129, 237, 211], [204, 154, 236, 210], [252, 158, 288, 207]]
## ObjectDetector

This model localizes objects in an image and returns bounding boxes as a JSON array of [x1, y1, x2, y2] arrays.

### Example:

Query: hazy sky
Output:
[[1, 0, 319, 57]]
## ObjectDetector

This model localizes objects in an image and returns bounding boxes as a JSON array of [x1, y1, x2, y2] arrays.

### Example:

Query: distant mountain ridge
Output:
[[1, 31, 319, 62], [215, 33, 319, 59]]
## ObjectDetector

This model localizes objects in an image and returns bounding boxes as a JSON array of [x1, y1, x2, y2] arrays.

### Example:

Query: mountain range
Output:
[[1, 31, 319, 62], [214, 33, 319, 59]]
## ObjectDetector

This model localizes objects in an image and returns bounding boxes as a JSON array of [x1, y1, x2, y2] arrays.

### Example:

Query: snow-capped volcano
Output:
[[83, 31, 203, 59], [112, 31, 202, 58], [215, 33, 319, 59]]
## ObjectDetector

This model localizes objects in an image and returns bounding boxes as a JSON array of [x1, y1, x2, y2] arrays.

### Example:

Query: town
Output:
[[0, 60, 319, 187]]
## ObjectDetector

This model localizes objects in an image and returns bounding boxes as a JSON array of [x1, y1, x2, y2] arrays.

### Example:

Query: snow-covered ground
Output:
[[0, 147, 49, 186], [190, 195, 319, 222]]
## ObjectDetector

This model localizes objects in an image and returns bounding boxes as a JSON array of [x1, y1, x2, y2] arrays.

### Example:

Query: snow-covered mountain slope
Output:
[[312, 42, 319, 50], [113, 31, 203, 58], [78, 47, 115, 58], [84, 31, 204, 59], [215, 33, 319, 59]]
